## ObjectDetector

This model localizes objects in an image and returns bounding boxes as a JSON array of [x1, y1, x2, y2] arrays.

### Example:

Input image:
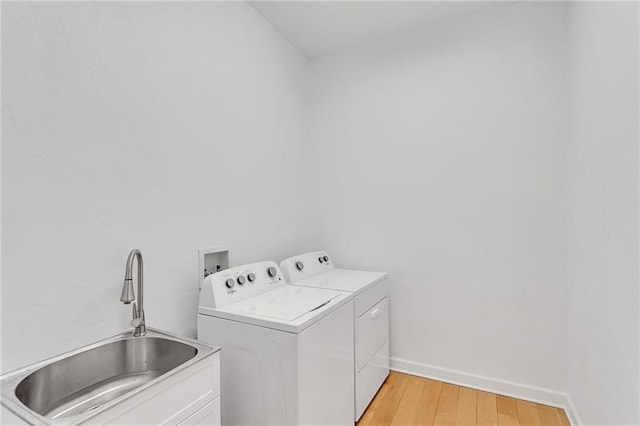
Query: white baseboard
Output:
[[564, 394, 583, 426], [390, 357, 583, 425]]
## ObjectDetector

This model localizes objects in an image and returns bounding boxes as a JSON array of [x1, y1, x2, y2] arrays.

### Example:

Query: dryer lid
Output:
[[224, 285, 345, 322], [294, 269, 388, 294]]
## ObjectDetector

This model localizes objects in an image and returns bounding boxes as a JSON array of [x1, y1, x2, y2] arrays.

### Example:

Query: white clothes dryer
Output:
[[280, 251, 389, 421], [197, 261, 354, 426]]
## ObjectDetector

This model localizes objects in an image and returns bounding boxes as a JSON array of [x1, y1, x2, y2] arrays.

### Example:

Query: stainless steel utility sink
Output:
[[0, 328, 217, 425]]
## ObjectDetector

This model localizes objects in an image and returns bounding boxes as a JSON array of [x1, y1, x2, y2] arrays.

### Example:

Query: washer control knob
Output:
[[237, 276, 246, 285], [247, 273, 256, 282], [225, 278, 235, 289], [323, 256, 329, 262], [267, 266, 278, 278], [318, 257, 324, 263], [295, 261, 304, 271]]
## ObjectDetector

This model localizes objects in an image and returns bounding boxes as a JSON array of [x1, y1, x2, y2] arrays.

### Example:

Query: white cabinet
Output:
[[179, 397, 221, 425]]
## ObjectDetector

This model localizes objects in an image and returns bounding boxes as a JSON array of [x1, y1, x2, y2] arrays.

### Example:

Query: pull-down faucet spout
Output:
[[120, 249, 146, 337]]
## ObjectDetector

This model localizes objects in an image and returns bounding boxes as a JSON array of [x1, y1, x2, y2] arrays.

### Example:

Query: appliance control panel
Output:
[[280, 251, 334, 283], [200, 261, 284, 309]]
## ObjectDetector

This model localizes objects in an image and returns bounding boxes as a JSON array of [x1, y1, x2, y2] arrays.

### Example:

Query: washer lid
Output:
[[224, 285, 343, 321], [293, 269, 388, 295]]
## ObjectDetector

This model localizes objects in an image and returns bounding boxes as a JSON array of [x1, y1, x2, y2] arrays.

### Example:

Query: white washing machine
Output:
[[280, 251, 389, 421], [197, 261, 355, 426]]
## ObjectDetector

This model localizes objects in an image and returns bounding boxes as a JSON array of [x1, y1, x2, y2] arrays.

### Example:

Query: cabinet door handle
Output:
[[370, 307, 380, 319]]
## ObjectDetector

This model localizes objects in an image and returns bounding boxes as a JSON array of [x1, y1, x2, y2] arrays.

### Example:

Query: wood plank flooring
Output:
[[357, 372, 571, 426]]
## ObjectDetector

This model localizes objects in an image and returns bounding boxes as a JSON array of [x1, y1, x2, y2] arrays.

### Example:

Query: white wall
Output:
[[308, 2, 569, 398], [3, 2, 639, 422], [1, 2, 309, 373], [566, 2, 639, 424]]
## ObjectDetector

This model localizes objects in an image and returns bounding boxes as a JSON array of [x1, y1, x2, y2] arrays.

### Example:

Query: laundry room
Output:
[[1, 1, 638, 425]]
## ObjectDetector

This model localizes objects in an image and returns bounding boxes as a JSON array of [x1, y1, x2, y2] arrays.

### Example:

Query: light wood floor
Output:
[[357, 372, 571, 426]]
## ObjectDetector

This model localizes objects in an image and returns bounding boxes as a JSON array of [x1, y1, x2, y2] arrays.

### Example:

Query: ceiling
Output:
[[249, 1, 508, 59]]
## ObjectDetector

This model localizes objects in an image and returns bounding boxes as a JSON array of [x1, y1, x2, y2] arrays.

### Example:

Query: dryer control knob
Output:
[[237, 276, 246, 285], [267, 266, 277, 278], [225, 278, 235, 289], [323, 256, 329, 262], [295, 261, 304, 271], [247, 273, 256, 282]]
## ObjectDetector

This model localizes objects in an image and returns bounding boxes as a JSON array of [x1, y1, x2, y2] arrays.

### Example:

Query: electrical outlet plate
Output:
[[198, 247, 229, 290]]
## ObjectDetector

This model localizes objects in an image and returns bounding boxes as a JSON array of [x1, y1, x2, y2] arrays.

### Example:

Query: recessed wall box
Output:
[[198, 247, 229, 290]]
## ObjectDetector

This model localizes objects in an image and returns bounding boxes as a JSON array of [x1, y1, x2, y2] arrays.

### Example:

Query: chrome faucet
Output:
[[119, 249, 146, 337]]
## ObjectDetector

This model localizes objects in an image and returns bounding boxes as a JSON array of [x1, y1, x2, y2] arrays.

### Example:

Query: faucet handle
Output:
[[130, 303, 145, 328]]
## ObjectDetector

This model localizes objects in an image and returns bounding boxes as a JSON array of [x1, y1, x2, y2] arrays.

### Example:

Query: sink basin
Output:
[[0, 328, 217, 425], [16, 337, 197, 419]]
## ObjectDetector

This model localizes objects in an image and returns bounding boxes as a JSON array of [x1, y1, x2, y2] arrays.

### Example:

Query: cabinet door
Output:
[[178, 397, 220, 426]]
